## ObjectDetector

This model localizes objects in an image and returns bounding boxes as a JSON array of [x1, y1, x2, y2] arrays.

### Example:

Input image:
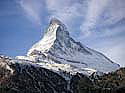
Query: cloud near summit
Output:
[[19, 0, 125, 36]]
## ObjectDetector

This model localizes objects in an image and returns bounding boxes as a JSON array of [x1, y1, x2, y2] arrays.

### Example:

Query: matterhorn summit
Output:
[[17, 18, 119, 74]]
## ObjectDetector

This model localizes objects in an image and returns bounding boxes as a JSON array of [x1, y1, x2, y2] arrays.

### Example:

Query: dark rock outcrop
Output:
[[0, 56, 69, 93], [0, 56, 125, 93]]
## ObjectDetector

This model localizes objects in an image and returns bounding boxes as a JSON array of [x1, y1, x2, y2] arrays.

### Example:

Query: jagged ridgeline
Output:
[[0, 18, 124, 93]]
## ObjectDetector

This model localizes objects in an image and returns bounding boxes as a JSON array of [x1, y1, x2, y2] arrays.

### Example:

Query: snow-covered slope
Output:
[[17, 18, 120, 74]]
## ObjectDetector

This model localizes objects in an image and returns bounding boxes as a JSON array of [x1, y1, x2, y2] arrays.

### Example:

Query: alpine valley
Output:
[[0, 18, 125, 93]]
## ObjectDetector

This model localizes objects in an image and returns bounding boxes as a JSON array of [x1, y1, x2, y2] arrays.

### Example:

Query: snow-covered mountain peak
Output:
[[17, 18, 120, 74], [49, 18, 67, 30], [27, 18, 70, 57], [45, 18, 68, 40], [50, 18, 63, 25]]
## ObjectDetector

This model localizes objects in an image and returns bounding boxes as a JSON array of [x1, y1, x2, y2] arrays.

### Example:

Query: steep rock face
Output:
[[17, 18, 120, 73]]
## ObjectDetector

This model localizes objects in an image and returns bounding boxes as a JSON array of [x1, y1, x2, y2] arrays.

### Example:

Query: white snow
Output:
[[27, 24, 59, 56], [16, 18, 120, 76]]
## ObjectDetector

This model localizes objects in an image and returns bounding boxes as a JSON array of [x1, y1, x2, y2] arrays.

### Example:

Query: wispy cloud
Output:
[[18, 0, 125, 36], [19, 0, 46, 26], [80, 0, 109, 36], [45, 0, 89, 34], [103, 0, 125, 25]]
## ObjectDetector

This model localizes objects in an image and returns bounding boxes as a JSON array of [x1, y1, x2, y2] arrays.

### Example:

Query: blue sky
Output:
[[0, 0, 125, 66]]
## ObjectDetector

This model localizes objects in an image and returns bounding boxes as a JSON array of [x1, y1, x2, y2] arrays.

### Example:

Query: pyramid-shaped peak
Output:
[[25, 18, 120, 73], [49, 18, 67, 30], [50, 18, 63, 25]]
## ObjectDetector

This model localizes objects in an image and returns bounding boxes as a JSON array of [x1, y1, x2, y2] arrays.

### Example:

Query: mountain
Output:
[[0, 18, 122, 93], [17, 18, 119, 74]]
